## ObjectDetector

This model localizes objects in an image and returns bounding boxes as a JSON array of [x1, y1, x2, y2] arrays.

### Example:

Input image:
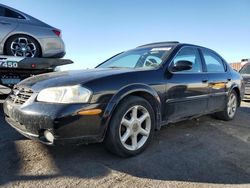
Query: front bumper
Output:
[[3, 98, 108, 145]]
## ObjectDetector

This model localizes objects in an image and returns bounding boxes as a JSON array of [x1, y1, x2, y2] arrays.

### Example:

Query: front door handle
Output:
[[202, 79, 208, 83]]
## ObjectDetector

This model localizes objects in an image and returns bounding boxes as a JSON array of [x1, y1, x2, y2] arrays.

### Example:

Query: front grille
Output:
[[9, 86, 34, 105]]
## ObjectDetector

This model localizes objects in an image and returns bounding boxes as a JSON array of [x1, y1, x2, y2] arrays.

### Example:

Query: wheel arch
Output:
[[229, 84, 241, 106], [102, 84, 162, 139], [3, 33, 42, 57]]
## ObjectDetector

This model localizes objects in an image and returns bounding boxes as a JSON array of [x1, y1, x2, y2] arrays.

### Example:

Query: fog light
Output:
[[44, 130, 54, 143]]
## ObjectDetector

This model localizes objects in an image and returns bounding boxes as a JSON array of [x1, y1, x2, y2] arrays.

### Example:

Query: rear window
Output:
[[0, 6, 4, 16], [5, 8, 25, 19], [0, 6, 25, 19]]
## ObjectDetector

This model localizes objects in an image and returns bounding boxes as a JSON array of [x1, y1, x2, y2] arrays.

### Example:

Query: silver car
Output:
[[0, 4, 65, 58]]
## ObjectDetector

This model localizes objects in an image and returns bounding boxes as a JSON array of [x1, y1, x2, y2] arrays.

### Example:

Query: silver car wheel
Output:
[[227, 93, 237, 118], [119, 105, 151, 151], [10, 37, 37, 57]]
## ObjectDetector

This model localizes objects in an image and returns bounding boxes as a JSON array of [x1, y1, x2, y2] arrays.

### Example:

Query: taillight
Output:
[[52, 29, 61, 37], [31, 64, 36, 68]]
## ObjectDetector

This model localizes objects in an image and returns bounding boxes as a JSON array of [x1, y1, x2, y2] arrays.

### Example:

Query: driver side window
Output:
[[172, 47, 202, 73]]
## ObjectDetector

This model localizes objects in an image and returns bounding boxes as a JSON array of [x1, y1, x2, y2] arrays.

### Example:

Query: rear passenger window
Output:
[[5, 8, 25, 19], [0, 6, 4, 17], [202, 50, 225, 72], [0, 6, 25, 19]]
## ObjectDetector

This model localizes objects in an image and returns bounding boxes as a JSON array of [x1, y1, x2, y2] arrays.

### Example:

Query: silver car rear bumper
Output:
[[38, 37, 65, 58]]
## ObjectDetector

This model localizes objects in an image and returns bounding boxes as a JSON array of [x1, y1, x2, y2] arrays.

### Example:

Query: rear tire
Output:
[[5, 35, 41, 57], [104, 96, 155, 157], [214, 90, 238, 121]]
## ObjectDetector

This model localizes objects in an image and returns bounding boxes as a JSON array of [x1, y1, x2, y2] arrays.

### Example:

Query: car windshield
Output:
[[97, 47, 173, 69], [239, 64, 250, 74]]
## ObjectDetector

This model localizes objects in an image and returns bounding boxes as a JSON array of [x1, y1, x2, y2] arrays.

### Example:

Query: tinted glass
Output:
[[5, 8, 25, 19], [239, 64, 250, 74], [172, 47, 202, 73], [98, 47, 172, 69], [105, 54, 141, 68], [0, 6, 4, 16], [202, 49, 225, 72]]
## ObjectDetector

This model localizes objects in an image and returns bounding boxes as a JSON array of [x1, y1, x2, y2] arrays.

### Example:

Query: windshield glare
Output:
[[239, 64, 250, 74], [97, 47, 172, 69]]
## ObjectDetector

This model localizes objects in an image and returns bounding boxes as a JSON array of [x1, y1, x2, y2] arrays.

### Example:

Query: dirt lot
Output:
[[0, 99, 250, 188]]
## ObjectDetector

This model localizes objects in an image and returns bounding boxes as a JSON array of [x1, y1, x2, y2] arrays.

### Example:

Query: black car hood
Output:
[[19, 68, 136, 91]]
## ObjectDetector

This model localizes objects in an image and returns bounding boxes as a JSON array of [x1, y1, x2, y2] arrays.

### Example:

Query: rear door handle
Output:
[[202, 79, 208, 83], [227, 78, 232, 81]]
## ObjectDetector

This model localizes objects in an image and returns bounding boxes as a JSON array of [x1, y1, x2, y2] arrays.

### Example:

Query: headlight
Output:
[[37, 85, 92, 103]]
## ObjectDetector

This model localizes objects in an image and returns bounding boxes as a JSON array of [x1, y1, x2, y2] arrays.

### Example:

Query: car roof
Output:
[[136, 42, 220, 54], [136, 41, 180, 48], [0, 3, 53, 28], [135, 41, 206, 50], [134, 42, 230, 64]]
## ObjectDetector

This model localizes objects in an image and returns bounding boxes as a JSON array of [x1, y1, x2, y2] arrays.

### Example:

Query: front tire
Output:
[[104, 96, 155, 157], [214, 90, 238, 121], [5, 35, 41, 57]]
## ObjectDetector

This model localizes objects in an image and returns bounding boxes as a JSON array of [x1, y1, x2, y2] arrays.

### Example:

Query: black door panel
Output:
[[200, 49, 229, 112], [165, 73, 209, 122], [207, 73, 229, 112], [164, 47, 209, 122]]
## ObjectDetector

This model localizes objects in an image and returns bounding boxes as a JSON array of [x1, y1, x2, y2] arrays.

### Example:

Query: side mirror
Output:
[[172, 60, 193, 72]]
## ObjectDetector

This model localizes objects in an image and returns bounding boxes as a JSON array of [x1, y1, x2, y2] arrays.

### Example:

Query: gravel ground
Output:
[[0, 99, 250, 188]]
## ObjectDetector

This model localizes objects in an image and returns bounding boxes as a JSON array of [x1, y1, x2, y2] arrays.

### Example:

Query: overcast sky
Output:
[[1, 0, 250, 70]]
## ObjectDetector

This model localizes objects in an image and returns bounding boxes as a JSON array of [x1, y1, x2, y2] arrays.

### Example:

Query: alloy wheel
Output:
[[119, 105, 151, 151], [227, 93, 237, 118], [10, 37, 37, 57]]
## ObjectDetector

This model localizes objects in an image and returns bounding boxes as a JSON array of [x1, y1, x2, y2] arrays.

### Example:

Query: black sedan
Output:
[[3, 42, 244, 157]]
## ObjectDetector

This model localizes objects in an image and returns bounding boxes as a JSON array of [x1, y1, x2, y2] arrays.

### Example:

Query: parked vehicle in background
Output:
[[0, 3, 65, 58], [230, 59, 250, 71], [239, 62, 250, 100], [3, 42, 245, 157], [0, 56, 73, 95]]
